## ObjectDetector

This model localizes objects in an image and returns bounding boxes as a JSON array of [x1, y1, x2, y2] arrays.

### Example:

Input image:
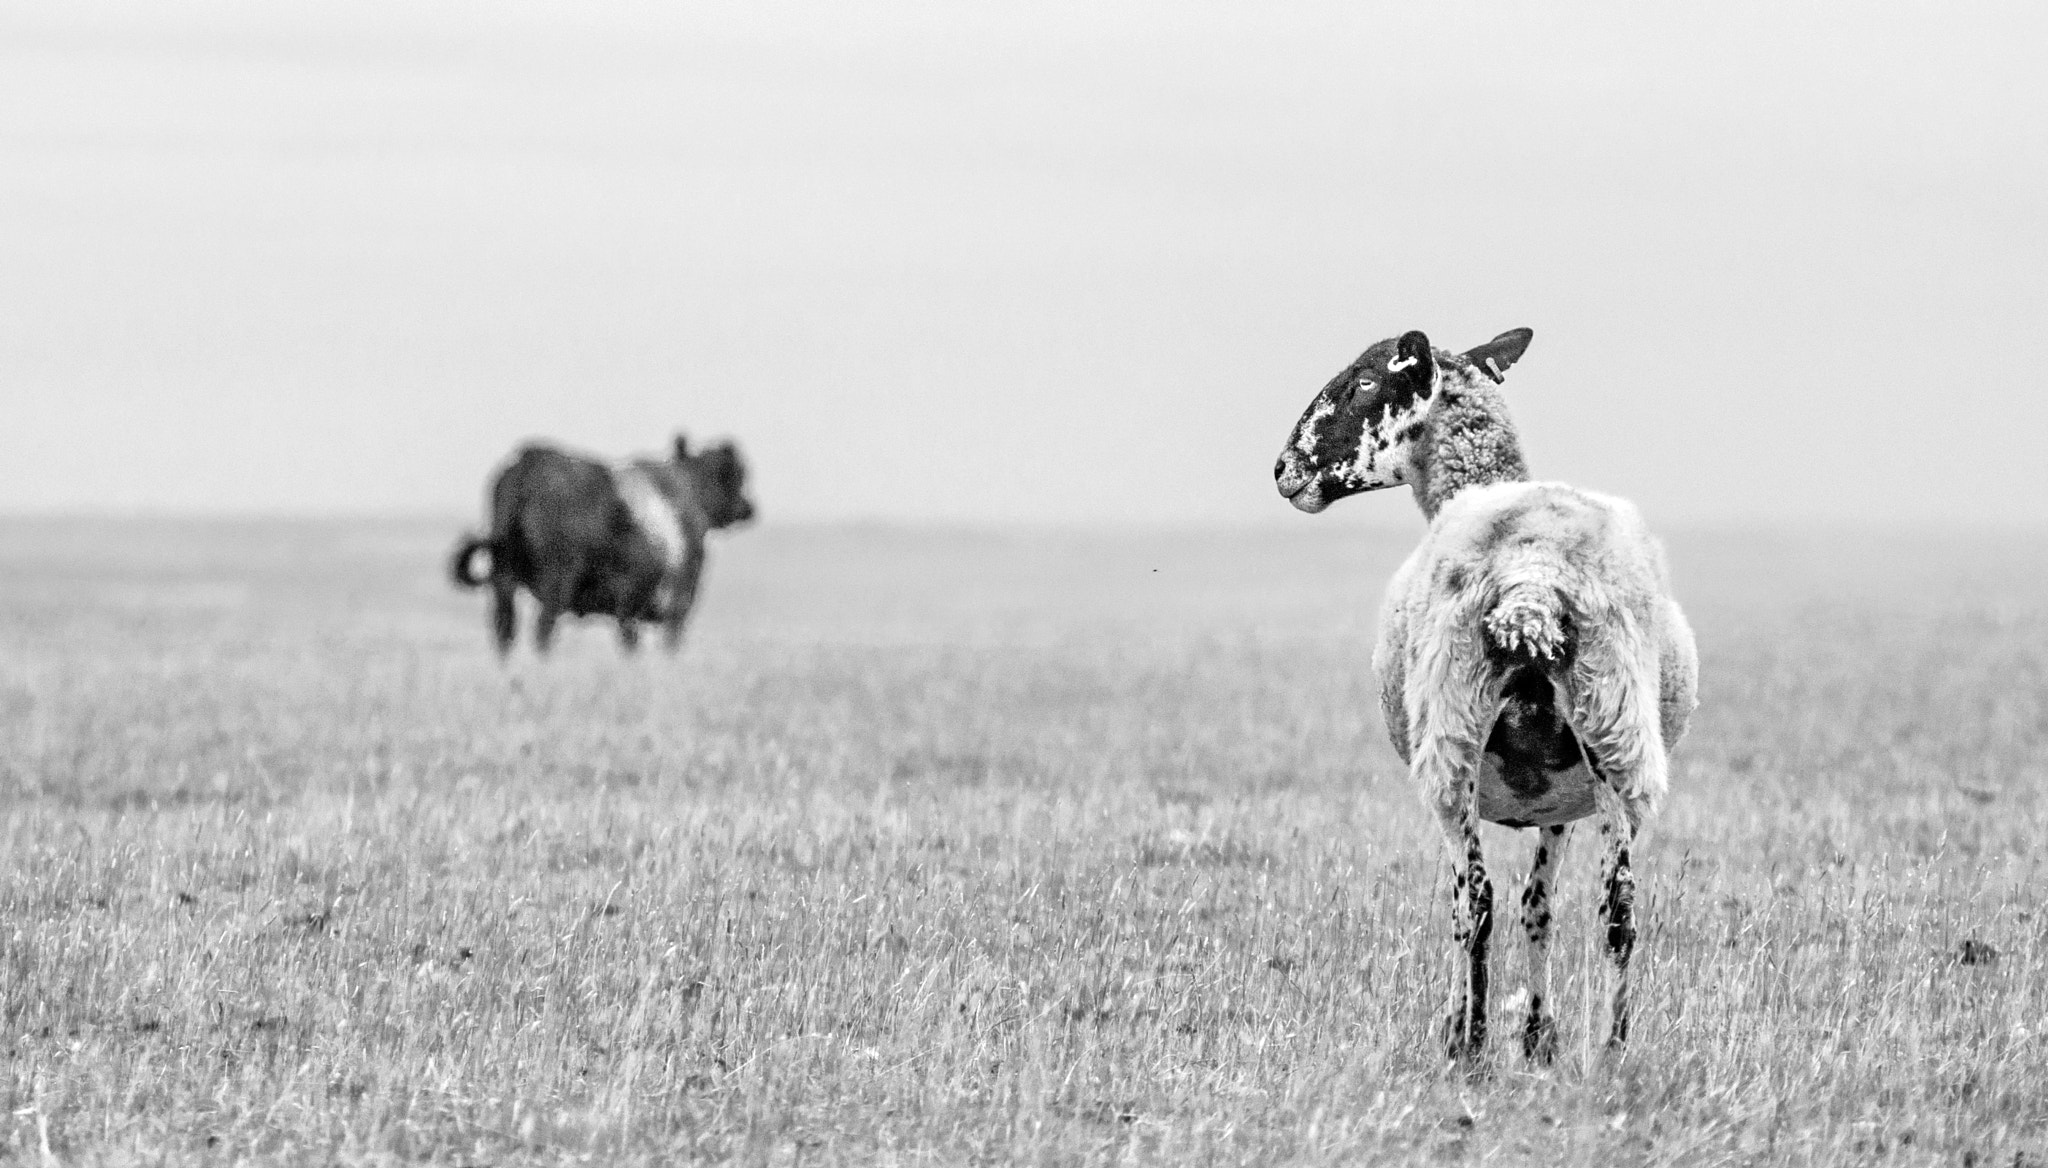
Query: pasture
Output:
[[0, 518, 2043, 1165]]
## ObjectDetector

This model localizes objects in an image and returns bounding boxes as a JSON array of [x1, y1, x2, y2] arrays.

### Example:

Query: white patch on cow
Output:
[[1387, 354, 1417, 372], [613, 464, 686, 573]]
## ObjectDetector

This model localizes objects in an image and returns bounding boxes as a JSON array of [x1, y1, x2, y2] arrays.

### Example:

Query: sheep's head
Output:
[[1274, 327, 1532, 513]]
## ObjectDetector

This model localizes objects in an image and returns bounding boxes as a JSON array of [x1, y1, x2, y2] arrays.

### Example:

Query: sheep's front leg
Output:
[[1518, 822, 1570, 1062], [1421, 740, 1492, 1062]]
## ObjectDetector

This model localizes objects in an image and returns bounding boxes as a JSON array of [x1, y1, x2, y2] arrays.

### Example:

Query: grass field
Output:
[[1, 517, 2044, 1165]]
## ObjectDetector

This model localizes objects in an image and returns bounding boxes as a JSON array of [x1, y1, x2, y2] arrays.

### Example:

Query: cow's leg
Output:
[[534, 604, 562, 654], [532, 561, 581, 655], [491, 580, 518, 656], [1518, 822, 1571, 1062], [662, 545, 706, 653], [1417, 722, 1493, 1062], [608, 570, 646, 655]]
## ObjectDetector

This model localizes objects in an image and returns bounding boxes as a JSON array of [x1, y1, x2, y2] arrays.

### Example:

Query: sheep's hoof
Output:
[[1604, 1006, 1630, 1054], [1440, 1003, 1487, 1063], [1521, 1010, 1558, 1064]]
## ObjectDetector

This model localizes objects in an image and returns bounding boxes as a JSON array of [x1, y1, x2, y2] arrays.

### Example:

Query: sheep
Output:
[[1273, 327, 1698, 1062]]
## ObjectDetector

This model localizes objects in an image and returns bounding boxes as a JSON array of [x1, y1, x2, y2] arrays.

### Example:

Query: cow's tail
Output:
[[449, 534, 494, 589]]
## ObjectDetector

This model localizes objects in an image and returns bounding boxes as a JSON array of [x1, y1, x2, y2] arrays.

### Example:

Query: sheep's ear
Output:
[[1387, 330, 1435, 390], [1395, 330, 1432, 370], [1462, 328, 1534, 384], [673, 433, 691, 460]]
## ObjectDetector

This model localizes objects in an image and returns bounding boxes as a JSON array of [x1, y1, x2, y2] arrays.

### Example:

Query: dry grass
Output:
[[1, 517, 2044, 1166]]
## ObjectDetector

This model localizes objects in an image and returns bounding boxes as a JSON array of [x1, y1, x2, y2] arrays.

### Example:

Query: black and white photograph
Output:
[[2, 2, 2044, 1163]]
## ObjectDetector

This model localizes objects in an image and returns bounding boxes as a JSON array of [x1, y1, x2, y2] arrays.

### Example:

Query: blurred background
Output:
[[2, 0, 2043, 530]]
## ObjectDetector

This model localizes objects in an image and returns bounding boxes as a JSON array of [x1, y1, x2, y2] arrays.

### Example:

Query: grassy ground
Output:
[[1, 517, 2044, 1165]]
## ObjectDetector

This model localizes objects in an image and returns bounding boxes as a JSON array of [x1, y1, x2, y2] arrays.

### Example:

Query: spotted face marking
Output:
[[1273, 326, 1534, 514], [1274, 330, 1439, 513], [1292, 399, 1337, 456]]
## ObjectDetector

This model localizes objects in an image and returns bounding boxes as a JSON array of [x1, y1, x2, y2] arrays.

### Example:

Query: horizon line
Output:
[[0, 507, 2044, 538]]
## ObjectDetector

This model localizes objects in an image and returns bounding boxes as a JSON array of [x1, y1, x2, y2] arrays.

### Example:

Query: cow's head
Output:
[[676, 434, 755, 528], [1273, 328, 1532, 513]]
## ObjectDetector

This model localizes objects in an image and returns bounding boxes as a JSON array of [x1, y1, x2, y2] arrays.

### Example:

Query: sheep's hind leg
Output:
[[1564, 638, 1665, 1055], [1518, 822, 1571, 1063], [1438, 800, 1492, 1062], [1588, 759, 1647, 1051], [1419, 736, 1493, 1063]]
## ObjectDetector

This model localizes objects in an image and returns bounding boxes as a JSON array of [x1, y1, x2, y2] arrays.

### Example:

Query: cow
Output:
[[449, 435, 755, 655]]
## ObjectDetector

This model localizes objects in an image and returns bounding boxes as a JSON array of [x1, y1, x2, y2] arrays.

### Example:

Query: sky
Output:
[[2, 1, 2044, 528]]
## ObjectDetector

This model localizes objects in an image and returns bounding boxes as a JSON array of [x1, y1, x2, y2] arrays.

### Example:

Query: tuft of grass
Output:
[[1, 517, 2044, 1165]]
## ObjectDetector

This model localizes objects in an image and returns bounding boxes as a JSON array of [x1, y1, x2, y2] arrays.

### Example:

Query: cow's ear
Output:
[[1461, 328, 1533, 384], [673, 434, 691, 461]]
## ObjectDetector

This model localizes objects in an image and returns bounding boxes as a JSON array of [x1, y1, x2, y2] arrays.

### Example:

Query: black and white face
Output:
[[1274, 330, 1439, 514], [1273, 327, 1535, 513]]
